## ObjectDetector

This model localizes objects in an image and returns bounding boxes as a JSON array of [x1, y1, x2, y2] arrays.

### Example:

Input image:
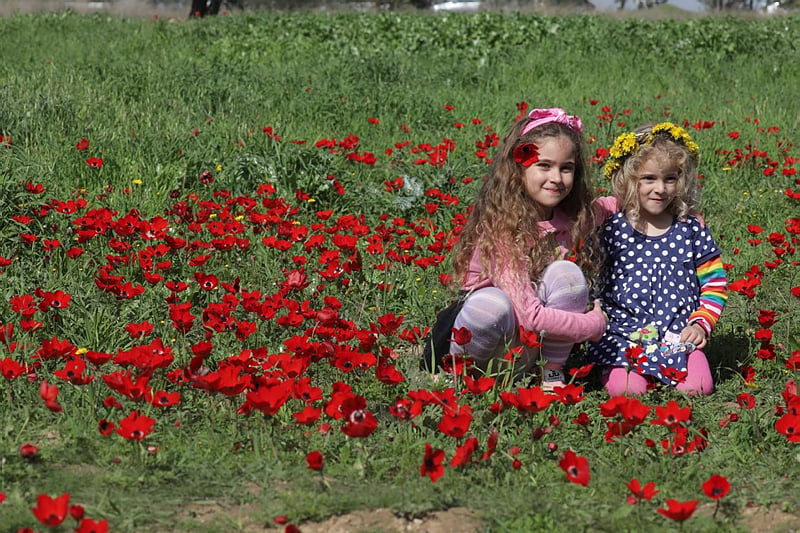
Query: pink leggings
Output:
[[450, 261, 589, 373], [602, 350, 714, 396]]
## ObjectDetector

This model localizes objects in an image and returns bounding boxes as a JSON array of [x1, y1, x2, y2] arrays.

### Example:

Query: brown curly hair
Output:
[[452, 118, 602, 290]]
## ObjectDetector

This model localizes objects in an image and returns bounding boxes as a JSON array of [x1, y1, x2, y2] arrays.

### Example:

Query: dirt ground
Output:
[[175, 499, 800, 532]]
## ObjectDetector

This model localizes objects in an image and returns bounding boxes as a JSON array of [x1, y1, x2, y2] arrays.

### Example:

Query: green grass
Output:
[[0, 10, 798, 533]]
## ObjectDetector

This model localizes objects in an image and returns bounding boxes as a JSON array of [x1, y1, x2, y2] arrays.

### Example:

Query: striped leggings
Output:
[[450, 261, 589, 373]]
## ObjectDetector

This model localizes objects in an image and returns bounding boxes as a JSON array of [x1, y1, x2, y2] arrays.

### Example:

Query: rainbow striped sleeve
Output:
[[688, 255, 728, 335]]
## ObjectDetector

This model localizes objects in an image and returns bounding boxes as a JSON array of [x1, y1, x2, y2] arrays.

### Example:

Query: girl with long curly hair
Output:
[[426, 107, 618, 389]]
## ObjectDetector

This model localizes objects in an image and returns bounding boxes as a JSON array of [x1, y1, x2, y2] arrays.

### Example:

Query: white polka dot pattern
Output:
[[587, 213, 721, 385]]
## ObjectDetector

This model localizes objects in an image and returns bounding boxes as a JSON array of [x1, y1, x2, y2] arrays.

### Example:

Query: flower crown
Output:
[[603, 122, 700, 179]]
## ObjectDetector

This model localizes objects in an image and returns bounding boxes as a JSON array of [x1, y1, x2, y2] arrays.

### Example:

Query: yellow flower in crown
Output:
[[650, 122, 700, 156], [604, 132, 639, 178], [603, 122, 699, 179]]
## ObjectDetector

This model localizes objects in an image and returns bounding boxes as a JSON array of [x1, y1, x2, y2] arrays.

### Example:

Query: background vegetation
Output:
[[0, 10, 798, 532]]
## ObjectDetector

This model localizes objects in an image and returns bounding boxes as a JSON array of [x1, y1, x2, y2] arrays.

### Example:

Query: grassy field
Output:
[[0, 10, 798, 533]]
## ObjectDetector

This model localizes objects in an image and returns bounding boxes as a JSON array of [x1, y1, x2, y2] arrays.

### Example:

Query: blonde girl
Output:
[[588, 123, 728, 396]]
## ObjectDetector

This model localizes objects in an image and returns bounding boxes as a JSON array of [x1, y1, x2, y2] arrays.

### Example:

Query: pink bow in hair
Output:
[[521, 108, 584, 135]]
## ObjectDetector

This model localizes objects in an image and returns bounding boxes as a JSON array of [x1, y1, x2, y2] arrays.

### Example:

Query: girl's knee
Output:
[[538, 261, 589, 312], [602, 366, 648, 396], [457, 287, 514, 328], [675, 350, 714, 395]]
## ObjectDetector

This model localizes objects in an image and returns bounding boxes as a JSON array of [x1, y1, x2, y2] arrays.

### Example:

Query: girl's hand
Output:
[[591, 299, 609, 328], [680, 323, 707, 350]]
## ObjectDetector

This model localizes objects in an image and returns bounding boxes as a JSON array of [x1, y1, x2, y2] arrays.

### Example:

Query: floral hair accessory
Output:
[[603, 122, 700, 179], [512, 142, 539, 167], [521, 108, 584, 136]]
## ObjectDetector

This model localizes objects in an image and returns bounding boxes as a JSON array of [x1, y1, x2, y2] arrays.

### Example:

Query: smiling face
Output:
[[521, 135, 576, 219], [636, 155, 678, 225]]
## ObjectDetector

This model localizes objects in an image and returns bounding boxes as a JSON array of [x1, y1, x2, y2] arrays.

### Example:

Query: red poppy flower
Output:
[[450, 326, 472, 346], [450, 437, 479, 468], [512, 143, 539, 167], [75, 138, 90, 150], [39, 379, 63, 413], [70, 504, 85, 520], [702, 474, 731, 500], [85, 156, 104, 168], [75, 518, 109, 533], [657, 499, 698, 522], [785, 351, 800, 371], [519, 326, 542, 348], [626, 478, 659, 502], [650, 400, 691, 427], [437, 404, 472, 438], [98, 419, 115, 436], [480, 429, 498, 461], [30, 492, 70, 526], [420, 443, 446, 482], [305, 450, 324, 470], [20, 442, 39, 459], [775, 413, 800, 442], [736, 393, 756, 410], [340, 395, 378, 438], [114, 411, 156, 441], [558, 450, 590, 486]]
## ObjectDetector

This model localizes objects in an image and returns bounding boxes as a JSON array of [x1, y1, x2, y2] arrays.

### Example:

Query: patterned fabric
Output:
[[588, 213, 726, 385]]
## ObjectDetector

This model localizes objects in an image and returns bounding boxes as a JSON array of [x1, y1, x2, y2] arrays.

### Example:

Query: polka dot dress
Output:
[[587, 213, 721, 385]]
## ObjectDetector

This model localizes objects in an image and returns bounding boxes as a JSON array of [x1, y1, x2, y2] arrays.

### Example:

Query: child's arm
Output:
[[680, 255, 728, 348], [592, 196, 620, 224]]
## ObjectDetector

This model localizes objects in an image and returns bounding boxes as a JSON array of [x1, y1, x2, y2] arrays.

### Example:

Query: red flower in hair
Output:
[[512, 143, 539, 167]]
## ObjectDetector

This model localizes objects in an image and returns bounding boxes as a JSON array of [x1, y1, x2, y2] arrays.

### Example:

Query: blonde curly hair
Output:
[[452, 118, 602, 289], [608, 123, 701, 227]]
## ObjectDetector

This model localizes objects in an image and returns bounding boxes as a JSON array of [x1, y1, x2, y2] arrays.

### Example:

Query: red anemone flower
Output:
[[702, 474, 731, 500], [31, 492, 70, 526], [512, 143, 539, 167], [626, 478, 659, 502], [85, 156, 104, 168], [420, 443, 446, 482], [657, 499, 698, 522], [305, 450, 324, 470], [75, 518, 110, 533], [340, 395, 378, 438], [558, 450, 591, 486], [114, 411, 156, 441]]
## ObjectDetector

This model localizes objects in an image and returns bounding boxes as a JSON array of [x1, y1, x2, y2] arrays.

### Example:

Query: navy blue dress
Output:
[[587, 212, 721, 385]]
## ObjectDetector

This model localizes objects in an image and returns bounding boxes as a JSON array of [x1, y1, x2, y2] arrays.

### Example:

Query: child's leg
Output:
[[450, 287, 516, 369], [602, 366, 649, 396], [536, 261, 590, 374], [675, 350, 714, 396]]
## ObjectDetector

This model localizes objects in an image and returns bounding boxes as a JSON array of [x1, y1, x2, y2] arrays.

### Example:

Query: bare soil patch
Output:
[[175, 503, 482, 533]]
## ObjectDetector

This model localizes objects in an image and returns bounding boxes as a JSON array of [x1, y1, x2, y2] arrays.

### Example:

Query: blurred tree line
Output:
[[181, 0, 792, 16], [186, 0, 591, 16]]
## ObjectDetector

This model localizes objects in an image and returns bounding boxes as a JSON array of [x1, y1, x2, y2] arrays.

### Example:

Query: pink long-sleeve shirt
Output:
[[460, 196, 618, 343]]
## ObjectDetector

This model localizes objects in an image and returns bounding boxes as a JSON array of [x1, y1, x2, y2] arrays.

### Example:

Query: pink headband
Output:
[[521, 107, 584, 136]]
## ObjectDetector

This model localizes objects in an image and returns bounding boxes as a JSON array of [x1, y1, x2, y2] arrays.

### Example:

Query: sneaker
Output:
[[542, 368, 566, 392]]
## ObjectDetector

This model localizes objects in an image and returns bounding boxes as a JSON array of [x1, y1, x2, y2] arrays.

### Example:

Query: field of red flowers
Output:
[[1, 11, 798, 533]]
